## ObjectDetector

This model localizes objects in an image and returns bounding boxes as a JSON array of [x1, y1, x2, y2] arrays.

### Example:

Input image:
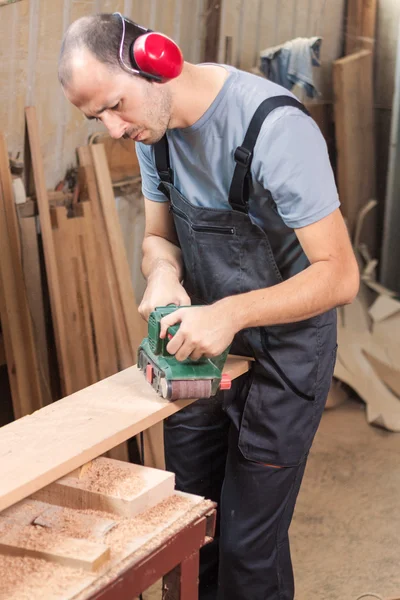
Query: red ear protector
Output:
[[113, 12, 184, 82]]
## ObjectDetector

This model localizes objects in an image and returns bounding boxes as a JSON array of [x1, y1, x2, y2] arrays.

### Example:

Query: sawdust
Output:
[[0, 523, 96, 555], [72, 460, 145, 498], [34, 507, 117, 540], [0, 554, 90, 600], [104, 494, 194, 558], [0, 495, 208, 600]]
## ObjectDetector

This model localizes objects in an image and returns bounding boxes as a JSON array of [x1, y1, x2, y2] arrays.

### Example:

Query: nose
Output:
[[101, 111, 126, 139]]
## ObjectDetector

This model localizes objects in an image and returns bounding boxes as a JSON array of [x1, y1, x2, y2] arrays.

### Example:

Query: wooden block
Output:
[[33, 506, 117, 539], [34, 457, 175, 518], [0, 355, 250, 512], [0, 526, 110, 571]]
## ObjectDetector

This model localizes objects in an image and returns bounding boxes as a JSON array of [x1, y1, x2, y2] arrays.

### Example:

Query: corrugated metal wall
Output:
[[217, 0, 346, 98], [0, 0, 207, 187]]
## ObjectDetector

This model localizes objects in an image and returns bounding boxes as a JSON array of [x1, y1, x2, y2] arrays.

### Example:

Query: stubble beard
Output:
[[140, 85, 172, 145]]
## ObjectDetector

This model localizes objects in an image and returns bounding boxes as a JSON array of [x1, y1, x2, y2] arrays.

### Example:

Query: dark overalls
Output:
[[153, 96, 337, 600]]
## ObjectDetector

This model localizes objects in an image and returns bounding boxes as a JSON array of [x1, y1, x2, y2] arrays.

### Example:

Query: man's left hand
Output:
[[159, 304, 237, 361]]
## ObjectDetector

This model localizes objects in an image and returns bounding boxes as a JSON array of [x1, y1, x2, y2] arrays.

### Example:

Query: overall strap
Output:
[[154, 135, 174, 199], [228, 95, 310, 213]]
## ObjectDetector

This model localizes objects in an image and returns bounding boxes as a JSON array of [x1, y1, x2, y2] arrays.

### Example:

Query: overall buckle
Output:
[[234, 146, 252, 167]]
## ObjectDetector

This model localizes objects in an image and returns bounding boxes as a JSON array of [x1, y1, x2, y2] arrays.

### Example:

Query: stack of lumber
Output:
[[18, 107, 149, 461], [0, 107, 149, 464], [25, 108, 146, 399], [0, 133, 49, 418]]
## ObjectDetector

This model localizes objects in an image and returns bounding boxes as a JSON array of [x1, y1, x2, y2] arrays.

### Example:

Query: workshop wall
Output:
[[217, 0, 346, 98], [0, 0, 207, 188]]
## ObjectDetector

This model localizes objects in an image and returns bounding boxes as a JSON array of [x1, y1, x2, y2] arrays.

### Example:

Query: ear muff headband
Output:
[[113, 12, 183, 82]]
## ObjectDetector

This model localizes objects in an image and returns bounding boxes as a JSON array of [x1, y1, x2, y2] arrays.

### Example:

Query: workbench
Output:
[[0, 483, 216, 600]]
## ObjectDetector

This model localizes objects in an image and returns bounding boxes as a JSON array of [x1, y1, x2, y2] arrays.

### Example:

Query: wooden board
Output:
[[18, 215, 52, 405], [0, 331, 6, 367], [51, 204, 98, 393], [34, 457, 175, 518], [333, 50, 377, 246], [77, 146, 131, 373], [0, 355, 250, 512], [33, 505, 117, 538], [25, 107, 71, 395], [0, 133, 44, 418], [0, 526, 110, 571], [88, 135, 140, 182], [345, 0, 377, 55], [90, 144, 146, 359]]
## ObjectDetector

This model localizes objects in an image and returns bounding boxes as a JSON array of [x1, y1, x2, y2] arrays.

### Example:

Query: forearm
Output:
[[219, 259, 359, 332], [142, 235, 184, 282]]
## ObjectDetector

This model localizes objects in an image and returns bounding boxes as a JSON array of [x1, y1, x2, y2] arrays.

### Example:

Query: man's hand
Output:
[[138, 263, 191, 321], [159, 304, 237, 361]]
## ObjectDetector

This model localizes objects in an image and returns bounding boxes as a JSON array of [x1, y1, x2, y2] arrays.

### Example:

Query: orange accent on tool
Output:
[[146, 364, 153, 384], [220, 374, 232, 390], [167, 333, 173, 340]]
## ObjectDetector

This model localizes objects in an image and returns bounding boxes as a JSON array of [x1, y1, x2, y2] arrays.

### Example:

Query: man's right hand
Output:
[[138, 265, 191, 322]]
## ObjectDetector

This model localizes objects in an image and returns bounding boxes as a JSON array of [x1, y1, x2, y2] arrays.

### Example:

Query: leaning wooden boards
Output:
[[333, 50, 376, 246], [0, 356, 250, 512]]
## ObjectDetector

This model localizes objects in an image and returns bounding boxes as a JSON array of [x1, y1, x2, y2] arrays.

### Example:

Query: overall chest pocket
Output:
[[171, 204, 241, 303]]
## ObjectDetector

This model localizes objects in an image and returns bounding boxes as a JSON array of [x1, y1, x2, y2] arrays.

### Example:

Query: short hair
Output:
[[58, 13, 143, 88]]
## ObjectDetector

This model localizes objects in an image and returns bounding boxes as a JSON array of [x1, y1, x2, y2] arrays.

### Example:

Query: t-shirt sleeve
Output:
[[252, 111, 340, 228], [135, 141, 168, 202]]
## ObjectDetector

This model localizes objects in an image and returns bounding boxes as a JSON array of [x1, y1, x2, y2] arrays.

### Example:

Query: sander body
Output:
[[138, 305, 232, 400]]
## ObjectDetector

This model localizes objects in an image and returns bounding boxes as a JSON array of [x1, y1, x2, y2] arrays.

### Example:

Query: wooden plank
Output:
[[345, 0, 377, 55], [90, 143, 146, 359], [204, 0, 222, 62], [88, 136, 140, 182], [0, 356, 250, 512], [0, 526, 110, 571], [25, 107, 71, 395], [18, 215, 52, 405], [52, 205, 98, 393], [237, 0, 260, 70], [77, 146, 129, 373], [333, 50, 376, 247], [34, 457, 175, 518], [0, 133, 44, 417], [78, 148, 130, 463], [0, 331, 6, 367], [33, 505, 117, 538]]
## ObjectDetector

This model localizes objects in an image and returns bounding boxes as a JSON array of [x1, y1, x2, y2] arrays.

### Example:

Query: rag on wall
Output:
[[259, 37, 323, 99]]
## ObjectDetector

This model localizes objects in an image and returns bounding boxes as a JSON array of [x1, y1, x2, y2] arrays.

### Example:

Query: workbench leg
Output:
[[162, 551, 200, 600]]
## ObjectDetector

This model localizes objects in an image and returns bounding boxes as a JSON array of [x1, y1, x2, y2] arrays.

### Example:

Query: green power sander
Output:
[[138, 305, 232, 400]]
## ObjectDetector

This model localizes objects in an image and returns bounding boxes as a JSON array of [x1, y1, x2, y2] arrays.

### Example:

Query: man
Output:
[[59, 13, 359, 600]]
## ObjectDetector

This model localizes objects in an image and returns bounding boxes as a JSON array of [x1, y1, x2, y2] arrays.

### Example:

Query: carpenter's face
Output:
[[64, 49, 172, 144]]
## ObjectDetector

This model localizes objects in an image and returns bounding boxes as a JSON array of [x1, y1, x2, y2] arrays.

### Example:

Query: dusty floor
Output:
[[292, 398, 400, 600], [144, 398, 400, 600]]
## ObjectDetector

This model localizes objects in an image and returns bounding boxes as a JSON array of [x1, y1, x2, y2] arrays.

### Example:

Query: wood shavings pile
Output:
[[75, 461, 145, 498], [0, 554, 90, 600]]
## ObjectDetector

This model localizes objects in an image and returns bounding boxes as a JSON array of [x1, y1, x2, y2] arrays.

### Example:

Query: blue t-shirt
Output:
[[136, 65, 340, 279]]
